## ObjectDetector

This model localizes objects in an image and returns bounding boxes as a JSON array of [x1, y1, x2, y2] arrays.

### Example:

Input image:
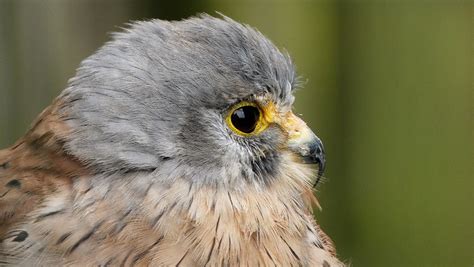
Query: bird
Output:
[[0, 14, 343, 266]]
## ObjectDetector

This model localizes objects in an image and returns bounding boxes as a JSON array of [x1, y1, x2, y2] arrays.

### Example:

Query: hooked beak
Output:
[[296, 135, 325, 175], [284, 113, 326, 186]]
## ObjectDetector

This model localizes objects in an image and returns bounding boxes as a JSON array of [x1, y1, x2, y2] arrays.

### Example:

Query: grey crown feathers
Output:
[[61, 15, 298, 186]]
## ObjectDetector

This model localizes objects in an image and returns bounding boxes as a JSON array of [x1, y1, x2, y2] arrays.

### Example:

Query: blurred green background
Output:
[[0, 0, 472, 266]]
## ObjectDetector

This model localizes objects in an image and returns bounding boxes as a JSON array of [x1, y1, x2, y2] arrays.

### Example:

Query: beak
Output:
[[284, 113, 326, 186]]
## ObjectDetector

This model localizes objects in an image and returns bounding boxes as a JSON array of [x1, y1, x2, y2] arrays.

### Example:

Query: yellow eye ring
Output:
[[225, 101, 269, 137]]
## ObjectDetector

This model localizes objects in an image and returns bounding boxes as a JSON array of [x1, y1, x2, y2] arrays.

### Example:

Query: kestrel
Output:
[[0, 15, 343, 266]]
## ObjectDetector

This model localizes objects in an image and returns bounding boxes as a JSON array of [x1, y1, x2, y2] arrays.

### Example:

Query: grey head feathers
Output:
[[59, 14, 298, 186]]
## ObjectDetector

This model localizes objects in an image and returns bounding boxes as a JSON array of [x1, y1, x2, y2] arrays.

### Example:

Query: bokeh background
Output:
[[0, 0, 472, 266]]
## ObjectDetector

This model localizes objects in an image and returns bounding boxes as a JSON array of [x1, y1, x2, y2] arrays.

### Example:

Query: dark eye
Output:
[[230, 105, 260, 134]]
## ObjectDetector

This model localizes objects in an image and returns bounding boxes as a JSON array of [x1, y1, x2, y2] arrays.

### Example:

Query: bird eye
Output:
[[226, 102, 267, 136], [231, 106, 260, 133]]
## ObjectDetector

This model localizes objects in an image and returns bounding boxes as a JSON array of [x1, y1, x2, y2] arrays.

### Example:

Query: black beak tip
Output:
[[317, 157, 326, 176], [308, 139, 325, 187]]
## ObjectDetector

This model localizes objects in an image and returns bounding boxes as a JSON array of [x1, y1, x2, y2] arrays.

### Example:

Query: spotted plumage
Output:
[[0, 15, 343, 266]]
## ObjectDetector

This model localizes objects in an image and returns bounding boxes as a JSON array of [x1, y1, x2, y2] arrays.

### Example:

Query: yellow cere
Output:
[[259, 100, 307, 141]]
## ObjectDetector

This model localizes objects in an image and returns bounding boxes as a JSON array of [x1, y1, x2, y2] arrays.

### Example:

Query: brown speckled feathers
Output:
[[0, 100, 81, 238]]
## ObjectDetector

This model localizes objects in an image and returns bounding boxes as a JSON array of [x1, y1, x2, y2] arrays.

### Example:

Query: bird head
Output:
[[60, 15, 325, 189]]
